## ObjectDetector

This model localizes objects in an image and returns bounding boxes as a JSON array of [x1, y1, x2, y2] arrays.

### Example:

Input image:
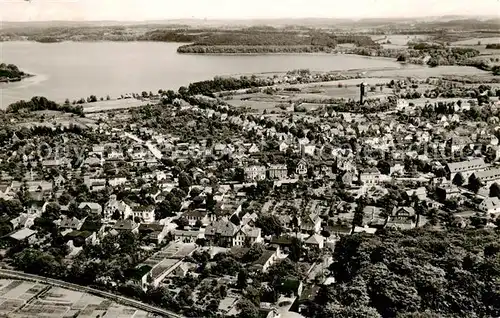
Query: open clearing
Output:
[[365, 65, 490, 78], [451, 37, 500, 46], [225, 77, 395, 111], [13, 110, 97, 130], [371, 34, 429, 46], [83, 98, 150, 113]]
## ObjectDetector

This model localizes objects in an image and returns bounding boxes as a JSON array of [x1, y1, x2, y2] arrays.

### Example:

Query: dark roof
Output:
[[66, 230, 93, 239], [324, 225, 351, 234], [362, 167, 381, 174], [133, 205, 154, 212], [138, 223, 164, 233], [205, 220, 238, 237], [80, 219, 103, 232], [229, 247, 250, 260], [269, 236, 293, 246], [113, 219, 137, 230], [253, 250, 275, 266], [182, 209, 207, 218]]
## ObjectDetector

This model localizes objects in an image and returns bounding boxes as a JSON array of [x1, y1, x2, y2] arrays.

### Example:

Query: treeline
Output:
[[486, 43, 500, 49], [408, 42, 445, 50], [182, 76, 273, 96], [34, 37, 62, 43], [177, 45, 335, 54], [195, 31, 322, 46], [346, 45, 481, 68], [304, 229, 500, 318], [177, 31, 379, 53], [427, 47, 481, 67], [137, 30, 198, 42], [7, 96, 83, 115]]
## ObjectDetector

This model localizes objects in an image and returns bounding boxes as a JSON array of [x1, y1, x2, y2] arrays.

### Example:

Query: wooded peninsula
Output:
[[0, 63, 30, 83]]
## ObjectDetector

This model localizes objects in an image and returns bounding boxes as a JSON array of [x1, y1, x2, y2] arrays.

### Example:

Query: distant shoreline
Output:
[[0, 74, 33, 83]]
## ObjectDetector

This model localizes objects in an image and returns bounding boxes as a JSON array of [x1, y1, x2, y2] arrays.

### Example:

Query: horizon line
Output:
[[2, 14, 499, 23]]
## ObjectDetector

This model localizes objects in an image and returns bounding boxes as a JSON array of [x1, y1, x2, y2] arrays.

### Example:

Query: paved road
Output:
[[0, 268, 183, 318]]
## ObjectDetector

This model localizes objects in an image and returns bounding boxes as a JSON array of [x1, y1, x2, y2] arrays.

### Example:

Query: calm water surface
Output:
[[0, 41, 403, 108]]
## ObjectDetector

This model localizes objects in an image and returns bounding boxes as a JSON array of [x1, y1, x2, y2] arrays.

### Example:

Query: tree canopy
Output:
[[306, 229, 500, 318]]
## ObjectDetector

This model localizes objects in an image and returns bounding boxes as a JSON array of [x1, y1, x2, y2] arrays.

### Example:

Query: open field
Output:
[[0, 279, 154, 318], [12, 110, 98, 130], [225, 99, 279, 110], [451, 37, 500, 46], [83, 99, 151, 113], [365, 65, 491, 78], [225, 77, 395, 111], [371, 34, 429, 47]]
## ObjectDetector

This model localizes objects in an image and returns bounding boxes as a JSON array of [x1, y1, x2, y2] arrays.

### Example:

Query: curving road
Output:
[[0, 268, 183, 318]]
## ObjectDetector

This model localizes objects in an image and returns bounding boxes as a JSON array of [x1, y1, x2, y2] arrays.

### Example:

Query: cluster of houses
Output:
[[2, 75, 500, 317]]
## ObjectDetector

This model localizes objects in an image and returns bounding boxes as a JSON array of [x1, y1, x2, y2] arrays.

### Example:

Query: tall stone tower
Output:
[[360, 82, 366, 105]]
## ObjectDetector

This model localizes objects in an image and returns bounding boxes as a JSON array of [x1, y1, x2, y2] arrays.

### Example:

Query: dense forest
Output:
[[138, 29, 198, 42], [0, 63, 27, 80], [179, 76, 274, 97], [177, 31, 379, 53], [304, 229, 500, 318]]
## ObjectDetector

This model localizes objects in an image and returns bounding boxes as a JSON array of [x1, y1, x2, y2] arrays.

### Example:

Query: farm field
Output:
[[224, 77, 395, 112], [83, 99, 150, 113], [0, 279, 155, 318], [371, 34, 429, 47], [12, 110, 98, 130], [225, 99, 280, 110], [451, 37, 500, 46], [365, 65, 491, 78]]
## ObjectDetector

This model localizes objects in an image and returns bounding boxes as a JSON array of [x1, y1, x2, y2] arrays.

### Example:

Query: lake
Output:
[[0, 41, 404, 109]]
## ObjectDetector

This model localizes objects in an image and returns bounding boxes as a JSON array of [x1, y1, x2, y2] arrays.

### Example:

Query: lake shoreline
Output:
[[0, 73, 34, 83], [1, 41, 487, 109], [2, 39, 399, 60]]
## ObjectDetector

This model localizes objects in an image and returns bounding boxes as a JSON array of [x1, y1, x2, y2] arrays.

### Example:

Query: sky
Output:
[[1, 0, 499, 21]]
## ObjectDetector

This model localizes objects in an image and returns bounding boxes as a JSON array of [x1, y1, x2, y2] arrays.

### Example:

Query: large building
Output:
[[446, 158, 487, 181], [470, 168, 500, 187], [267, 164, 288, 180], [359, 167, 381, 185], [244, 165, 267, 181]]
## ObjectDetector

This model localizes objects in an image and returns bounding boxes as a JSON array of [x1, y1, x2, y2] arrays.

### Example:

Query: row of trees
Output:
[[7, 96, 83, 115], [178, 44, 337, 54], [485, 43, 500, 49]]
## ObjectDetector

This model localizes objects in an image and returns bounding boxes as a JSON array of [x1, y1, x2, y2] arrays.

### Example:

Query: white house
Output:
[[244, 165, 267, 181], [305, 234, 325, 249], [233, 225, 262, 247], [104, 195, 132, 220], [360, 168, 382, 185], [131, 206, 155, 223], [296, 159, 308, 176], [479, 197, 500, 214]]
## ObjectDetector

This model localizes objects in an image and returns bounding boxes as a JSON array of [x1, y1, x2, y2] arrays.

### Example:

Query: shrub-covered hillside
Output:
[[304, 229, 500, 318]]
